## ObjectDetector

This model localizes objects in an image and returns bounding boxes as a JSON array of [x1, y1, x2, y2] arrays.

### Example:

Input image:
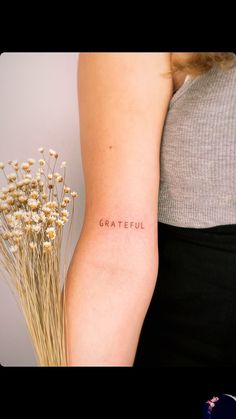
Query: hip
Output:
[[134, 222, 236, 366]]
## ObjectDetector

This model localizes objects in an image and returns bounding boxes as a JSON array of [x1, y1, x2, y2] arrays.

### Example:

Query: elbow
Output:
[[67, 225, 159, 296]]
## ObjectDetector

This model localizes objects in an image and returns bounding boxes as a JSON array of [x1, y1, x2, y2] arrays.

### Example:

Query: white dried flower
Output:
[[48, 216, 56, 224], [6, 197, 14, 205], [25, 174, 32, 179], [56, 176, 63, 183], [16, 181, 24, 188], [46, 201, 58, 209], [0, 202, 10, 211], [8, 184, 16, 192], [23, 178, 31, 185], [49, 149, 58, 157], [42, 205, 51, 215], [61, 216, 69, 223], [32, 213, 40, 223], [60, 161, 66, 168], [63, 197, 70, 204], [11, 160, 19, 167], [21, 162, 30, 171], [51, 211, 59, 218], [30, 191, 39, 199], [31, 180, 38, 188], [53, 172, 60, 178], [46, 227, 56, 240], [43, 241, 52, 252], [60, 202, 67, 208], [18, 195, 27, 203], [41, 193, 48, 200], [56, 219, 64, 227], [5, 214, 13, 223], [12, 191, 20, 198], [38, 147, 44, 153], [0, 193, 6, 200], [71, 191, 78, 198], [39, 159, 46, 166], [29, 242, 37, 249], [63, 186, 71, 193], [47, 174, 53, 180], [28, 199, 40, 210], [14, 210, 23, 219], [7, 173, 17, 182], [10, 245, 18, 253], [0, 162, 5, 169], [27, 158, 35, 165], [61, 209, 69, 217], [1, 187, 9, 193]]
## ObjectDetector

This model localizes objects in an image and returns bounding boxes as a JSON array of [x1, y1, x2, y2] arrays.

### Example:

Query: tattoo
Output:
[[99, 218, 144, 229]]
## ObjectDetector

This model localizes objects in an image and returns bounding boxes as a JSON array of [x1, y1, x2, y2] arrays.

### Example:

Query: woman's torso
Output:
[[134, 63, 236, 367], [158, 64, 236, 228]]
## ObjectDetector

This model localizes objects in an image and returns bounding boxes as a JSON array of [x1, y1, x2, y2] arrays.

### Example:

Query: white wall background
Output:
[[0, 53, 84, 366]]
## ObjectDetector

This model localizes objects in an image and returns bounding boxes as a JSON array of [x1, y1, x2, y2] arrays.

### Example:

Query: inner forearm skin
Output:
[[65, 222, 158, 366]]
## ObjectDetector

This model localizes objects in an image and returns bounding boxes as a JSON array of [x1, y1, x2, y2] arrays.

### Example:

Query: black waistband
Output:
[[158, 221, 236, 236]]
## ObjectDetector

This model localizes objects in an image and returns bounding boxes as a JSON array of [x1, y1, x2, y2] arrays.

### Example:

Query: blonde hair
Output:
[[172, 52, 236, 76]]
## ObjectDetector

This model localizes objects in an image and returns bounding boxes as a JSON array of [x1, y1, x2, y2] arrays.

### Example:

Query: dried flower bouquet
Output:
[[0, 148, 78, 366]]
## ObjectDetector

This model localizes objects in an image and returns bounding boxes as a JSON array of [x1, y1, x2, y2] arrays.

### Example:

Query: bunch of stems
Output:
[[0, 148, 78, 366]]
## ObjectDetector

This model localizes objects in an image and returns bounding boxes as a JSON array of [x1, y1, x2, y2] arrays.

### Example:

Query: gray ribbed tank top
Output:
[[158, 64, 236, 228]]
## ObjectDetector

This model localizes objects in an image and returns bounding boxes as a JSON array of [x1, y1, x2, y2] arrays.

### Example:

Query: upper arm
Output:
[[78, 52, 173, 273]]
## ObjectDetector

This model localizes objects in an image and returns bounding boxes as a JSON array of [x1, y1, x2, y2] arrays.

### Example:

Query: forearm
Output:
[[65, 226, 158, 366]]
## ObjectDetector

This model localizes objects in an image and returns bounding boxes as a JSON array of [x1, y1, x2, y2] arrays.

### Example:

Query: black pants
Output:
[[134, 221, 236, 367]]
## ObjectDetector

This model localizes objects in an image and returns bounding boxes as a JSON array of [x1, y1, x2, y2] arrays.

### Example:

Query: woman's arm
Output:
[[65, 53, 173, 366]]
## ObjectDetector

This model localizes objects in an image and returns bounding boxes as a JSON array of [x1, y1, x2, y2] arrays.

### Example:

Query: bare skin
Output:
[[65, 53, 173, 366]]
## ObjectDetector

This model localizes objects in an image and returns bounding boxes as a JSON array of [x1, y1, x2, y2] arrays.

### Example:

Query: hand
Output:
[[206, 396, 219, 413]]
